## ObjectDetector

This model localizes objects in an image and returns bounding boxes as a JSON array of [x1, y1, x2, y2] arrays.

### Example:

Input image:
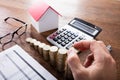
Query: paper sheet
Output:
[[0, 45, 57, 80]]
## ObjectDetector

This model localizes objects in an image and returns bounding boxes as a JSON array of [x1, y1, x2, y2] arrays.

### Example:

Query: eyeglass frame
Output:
[[0, 17, 27, 50]]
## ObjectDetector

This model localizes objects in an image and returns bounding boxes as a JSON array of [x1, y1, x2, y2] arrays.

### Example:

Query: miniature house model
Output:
[[29, 0, 60, 33]]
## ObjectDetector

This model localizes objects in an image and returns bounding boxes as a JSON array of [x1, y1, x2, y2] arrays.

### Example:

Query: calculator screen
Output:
[[72, 20, 96, 35]]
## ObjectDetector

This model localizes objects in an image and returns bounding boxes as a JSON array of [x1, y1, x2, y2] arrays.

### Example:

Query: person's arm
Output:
[[67, 40, 117, 80]]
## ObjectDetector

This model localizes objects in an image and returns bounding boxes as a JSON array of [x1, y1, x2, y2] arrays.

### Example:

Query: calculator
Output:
[[47, 18, 102, 49]]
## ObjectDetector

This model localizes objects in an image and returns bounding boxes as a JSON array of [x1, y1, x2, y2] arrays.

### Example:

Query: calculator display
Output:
[[69, 18, 102, 37], [72, 20, 96, 34]]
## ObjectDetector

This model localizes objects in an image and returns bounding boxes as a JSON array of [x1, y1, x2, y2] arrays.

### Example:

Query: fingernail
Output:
[[68, 47, 78, 56]]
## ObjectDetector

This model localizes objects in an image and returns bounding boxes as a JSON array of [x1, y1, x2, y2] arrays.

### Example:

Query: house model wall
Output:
[[29, 0, 60, 33]]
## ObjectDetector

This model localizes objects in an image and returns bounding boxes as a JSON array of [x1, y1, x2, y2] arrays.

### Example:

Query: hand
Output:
[[67, 40, 117, 80]]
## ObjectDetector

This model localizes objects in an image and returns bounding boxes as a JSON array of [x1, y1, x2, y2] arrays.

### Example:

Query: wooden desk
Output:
[[0, 0, 120, 80]]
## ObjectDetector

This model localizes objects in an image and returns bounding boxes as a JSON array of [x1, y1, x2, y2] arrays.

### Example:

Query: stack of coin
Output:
[[64, 64, 74, 80], [49, 46, 58, 66], [26, 37, 33, 43], [29, 39, 37, 47], [43, 45, 51, 61], [38, 43, 46, 55], [56, 48, 67, 72], [33, 41, 41, 50]]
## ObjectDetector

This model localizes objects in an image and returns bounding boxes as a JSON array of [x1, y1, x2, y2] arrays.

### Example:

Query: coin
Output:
[[33, 41, 41, 50], [38, 43, 46, 55], [29, 39, 37, 47], [56, 48, 67, 72], [43, 45, 51, 61], [26, 37, 33, 43], [49, 46, 58, 66]]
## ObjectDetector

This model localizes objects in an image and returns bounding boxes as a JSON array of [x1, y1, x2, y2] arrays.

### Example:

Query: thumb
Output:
[[67, 47, 84, 73]]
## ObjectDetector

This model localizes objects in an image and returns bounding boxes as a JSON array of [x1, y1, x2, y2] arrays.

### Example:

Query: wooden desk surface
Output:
[[0, 0, 120, 80]]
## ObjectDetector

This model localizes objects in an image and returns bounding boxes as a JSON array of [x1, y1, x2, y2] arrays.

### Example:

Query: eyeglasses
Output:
[[0, 17, 27, 50]]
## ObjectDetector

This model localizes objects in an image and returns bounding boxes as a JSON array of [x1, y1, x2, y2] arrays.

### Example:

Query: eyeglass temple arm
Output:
[[4, 17, 27, 26]]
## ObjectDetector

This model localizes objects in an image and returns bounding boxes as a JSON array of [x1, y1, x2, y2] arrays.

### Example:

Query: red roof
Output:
[[29, 0, 60, 21]]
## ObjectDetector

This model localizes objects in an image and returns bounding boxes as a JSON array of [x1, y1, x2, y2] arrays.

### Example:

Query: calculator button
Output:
[[67, 31, 71, 33], [65, 40, 69, 44], [79, 36, 83, 40], [73, 32, 78, 36], [71, 35, 76, 39], [57, 40, 62, 44], [57, 30, 63, 34], [51, 32, 57, 36], [61, 37, 65, 41], [53, 37, 58, 41], [49, 33, 57, 39], [64, 31, 68, 35], [60, 33, 65, 37], [68, 37, 72, 41], [61, 42, 66, 46], [82, 38, 86, 40], [57, 30, 61, 34], [49, 36, 54, 39], [70, 31, 73, 34], [76, 39, 81, 42], [63, 28, 66, 31], [64, 35, 68, 39], [67, 33, 71, 37], [69, 31, 73, 34], [56, 31, 60, 34], [66, 43, 73, 49], [59, 28, 66, 32], [74, 34, 78, 37], [57, 35, 61, 39]]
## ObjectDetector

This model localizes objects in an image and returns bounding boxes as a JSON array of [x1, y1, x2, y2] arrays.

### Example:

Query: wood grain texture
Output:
[[0, 0, 120, 80]]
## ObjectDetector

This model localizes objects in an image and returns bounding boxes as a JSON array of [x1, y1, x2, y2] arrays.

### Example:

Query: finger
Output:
[[74, 40, 111, 65], [73, 40, 96, 51], [67, 47, 84, 72], [97, 41, 110, 53], [74, 40, 109, 63], [89, 41, 111, 63]]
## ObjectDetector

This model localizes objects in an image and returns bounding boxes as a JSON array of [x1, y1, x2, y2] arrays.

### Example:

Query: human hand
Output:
[[67, 40, 117, 80]]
